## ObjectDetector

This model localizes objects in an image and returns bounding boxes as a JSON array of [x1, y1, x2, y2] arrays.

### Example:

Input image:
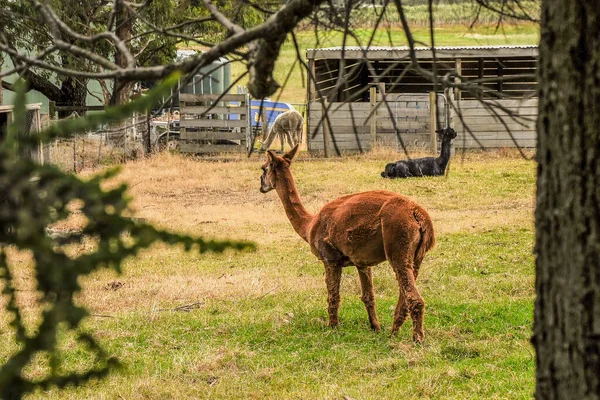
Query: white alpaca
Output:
[[260, 110, 303, 152]]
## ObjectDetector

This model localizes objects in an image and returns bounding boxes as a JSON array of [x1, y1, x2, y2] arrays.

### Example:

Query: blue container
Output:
[[248, 100, 294, 128]]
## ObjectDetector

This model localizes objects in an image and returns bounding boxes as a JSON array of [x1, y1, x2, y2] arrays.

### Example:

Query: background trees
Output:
[[0, 0, 270, 110]]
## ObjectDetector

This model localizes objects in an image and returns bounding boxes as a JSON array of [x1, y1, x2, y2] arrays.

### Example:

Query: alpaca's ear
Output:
[[283, 144, 299, 163], [266, 150, 277, 164]]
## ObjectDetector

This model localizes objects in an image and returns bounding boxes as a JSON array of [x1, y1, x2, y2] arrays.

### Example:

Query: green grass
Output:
[[1, 150, 537, 399]]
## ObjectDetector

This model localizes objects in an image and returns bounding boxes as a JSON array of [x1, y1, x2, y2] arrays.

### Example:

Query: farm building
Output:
[[305, 45, 538, 154], [0, 104, 48, 163]]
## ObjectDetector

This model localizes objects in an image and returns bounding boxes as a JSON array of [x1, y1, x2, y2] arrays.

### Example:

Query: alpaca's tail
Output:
[[413, 208, 435, 268]]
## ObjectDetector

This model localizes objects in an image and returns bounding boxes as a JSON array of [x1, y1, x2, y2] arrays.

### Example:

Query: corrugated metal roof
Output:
[[306, 45, 538, 60], [307, 45, 537, 51]]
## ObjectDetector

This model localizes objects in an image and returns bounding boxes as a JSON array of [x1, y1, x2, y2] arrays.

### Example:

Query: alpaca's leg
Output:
[[380, 209, 425, 342], [280, 132, 285, 152], [412, 247, 427, 280], [324, 263, 343, 328], [357, 266, 380, 331], [412, 266, 420, 280], [391, 270, 409, 333], [285, 130, 295, 149], [392, 266, 425, 343]]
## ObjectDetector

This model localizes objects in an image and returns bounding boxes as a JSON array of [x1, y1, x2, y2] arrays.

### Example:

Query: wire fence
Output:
[[44, 113, 164, 172]]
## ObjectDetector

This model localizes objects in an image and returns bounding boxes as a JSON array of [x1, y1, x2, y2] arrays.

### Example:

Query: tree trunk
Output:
[[109, 0, 135, 147], [0, 54, 3, 105], [534, 0, 600, 399], [110, 0, 134, 106], [0, 54, 4, 105]]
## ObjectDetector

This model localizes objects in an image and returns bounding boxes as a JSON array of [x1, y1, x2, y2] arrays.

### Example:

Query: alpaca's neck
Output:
[[274, 169, 313, 242], [436, 136, 453, 170]]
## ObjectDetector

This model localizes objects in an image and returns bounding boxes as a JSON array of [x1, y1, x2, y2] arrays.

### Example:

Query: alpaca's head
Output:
[[381, 162, 397, 178], [436, 127, 457, 140], [259, 145, 299, 193]]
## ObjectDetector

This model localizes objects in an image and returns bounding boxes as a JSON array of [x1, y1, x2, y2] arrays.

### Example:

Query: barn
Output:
[[305, 45, 538, 155]]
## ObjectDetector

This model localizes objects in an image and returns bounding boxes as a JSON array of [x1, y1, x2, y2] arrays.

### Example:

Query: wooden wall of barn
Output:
[[307, 96, 537, 153], [453, 98, 537, 148]]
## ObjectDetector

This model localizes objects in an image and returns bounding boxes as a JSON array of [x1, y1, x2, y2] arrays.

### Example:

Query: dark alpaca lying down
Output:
[[381, 127, 457, 178]]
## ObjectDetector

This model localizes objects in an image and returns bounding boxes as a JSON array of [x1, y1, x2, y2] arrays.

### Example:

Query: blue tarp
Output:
[[248, 100, 294, 128], [228, 100, 293, 128]]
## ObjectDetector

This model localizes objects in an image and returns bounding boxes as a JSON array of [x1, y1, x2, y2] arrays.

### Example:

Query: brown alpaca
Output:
[[260, 145, 435, 342]]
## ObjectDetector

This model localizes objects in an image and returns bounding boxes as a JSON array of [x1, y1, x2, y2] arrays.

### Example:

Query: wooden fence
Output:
[[179, 93, 250, 154], [307, 93, 538, 154], [307, 92, 446, 155], [453, 98, 537, 148]]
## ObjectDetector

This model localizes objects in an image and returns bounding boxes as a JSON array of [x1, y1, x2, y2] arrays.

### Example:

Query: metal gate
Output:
[[389, 93, 448, 151]]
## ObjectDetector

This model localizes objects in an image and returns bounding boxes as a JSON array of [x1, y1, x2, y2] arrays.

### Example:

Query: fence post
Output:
[[261, 109, 268, 141], [454, 58, 462, 104], [322, 99, 329, 158], [370, 86, 377, 149], [73, 137, 77, 172], [246, 94, 252, 152], [300, 104, 308, 152], [144, 111, 152, 155], [49, 101, 55, 119], [429, 91, 437, 155]]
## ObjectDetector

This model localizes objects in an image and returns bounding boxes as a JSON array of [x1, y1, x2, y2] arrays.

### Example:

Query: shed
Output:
[[306, 45, 538, 154], [0, 104, 48, 163]]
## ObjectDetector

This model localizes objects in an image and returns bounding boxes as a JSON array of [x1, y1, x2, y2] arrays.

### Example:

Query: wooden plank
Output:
[[180, 131, 247, 140], [181, 106, 248, 115], [370, 87, 377, 143], [456, 134, 536, 142], [309, 132, 431, 145], [308, 58, 317, 102], [377, 133, 431, 147], [456, 121, 535, 132], [458, 107, 537, 117], [310, 127, 371, 136], [378, 120, 430, 130], [458, 113, 537, 123], [322, 100, 330, 157], [179, 142, 245, 153], [458, 99, 538, 109], [456, 134, 537, 141], [462, 60, 537, 69], [429, 91, 437, 154], [309, 110, 372, 120], [306, 118, 370, 128], [320, 102, 371, 111], [454, 139, 537, 148], [378, 109, 429, 118], [308, 135, 432, 150], [180, 119, 248, 128], [179, 93, 247, 103], [310, 133, 370, 141], [309, 141, 372, 150]]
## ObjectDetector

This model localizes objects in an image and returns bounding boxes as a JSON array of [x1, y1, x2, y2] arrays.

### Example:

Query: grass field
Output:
[[1, 148, 537, 399]]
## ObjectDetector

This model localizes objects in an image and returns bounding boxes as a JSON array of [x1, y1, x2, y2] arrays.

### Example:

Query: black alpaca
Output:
[[381, 127, 457, 178]]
